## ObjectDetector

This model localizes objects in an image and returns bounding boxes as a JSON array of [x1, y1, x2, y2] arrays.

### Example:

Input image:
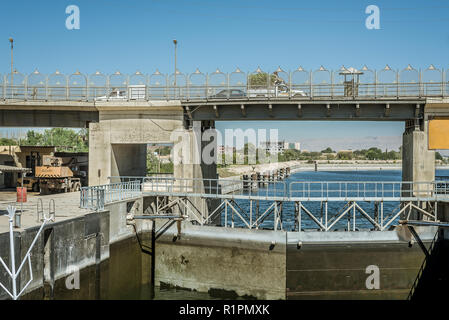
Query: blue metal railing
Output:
[[80, 180, 141, 210]]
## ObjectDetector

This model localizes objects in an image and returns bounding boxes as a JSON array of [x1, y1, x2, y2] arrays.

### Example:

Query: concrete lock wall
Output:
[[286, 230, 434, 299], [154, 222, 436, 300], [0, 198, 152, 300], [155, 223, 287, 300]]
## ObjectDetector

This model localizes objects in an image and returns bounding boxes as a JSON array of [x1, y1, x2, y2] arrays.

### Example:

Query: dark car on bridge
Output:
[[208, 89, 246, 99]]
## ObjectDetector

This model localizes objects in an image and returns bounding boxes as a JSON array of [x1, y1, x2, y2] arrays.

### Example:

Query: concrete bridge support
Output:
[[88, 103, 219, 223], [402, 119, 435, 184], [402, 119, 435, 220], [172, 120, 220, 224], [88, 104, 185, 185]]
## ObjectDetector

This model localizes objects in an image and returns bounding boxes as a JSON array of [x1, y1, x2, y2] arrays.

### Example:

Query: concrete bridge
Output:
[[1, 66, 449, 201]]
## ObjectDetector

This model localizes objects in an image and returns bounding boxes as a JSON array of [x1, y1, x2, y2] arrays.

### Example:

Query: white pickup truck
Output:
[[247, 84, 306, 98], [94, 84, 146, 101]]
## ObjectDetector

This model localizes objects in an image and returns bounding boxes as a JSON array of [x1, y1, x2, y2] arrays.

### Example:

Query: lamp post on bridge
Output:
[[173, 39, 177, 98], [9, 37, 13, 97]]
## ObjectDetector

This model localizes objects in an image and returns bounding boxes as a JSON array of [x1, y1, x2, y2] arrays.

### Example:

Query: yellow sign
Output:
[[429, 119, 449, 149]]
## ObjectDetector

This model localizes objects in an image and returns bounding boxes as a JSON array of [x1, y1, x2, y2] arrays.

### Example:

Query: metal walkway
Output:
[[80, 177, 449, 232]]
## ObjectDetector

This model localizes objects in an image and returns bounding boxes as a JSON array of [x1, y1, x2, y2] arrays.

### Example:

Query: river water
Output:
[[221, 169, 449, 231]]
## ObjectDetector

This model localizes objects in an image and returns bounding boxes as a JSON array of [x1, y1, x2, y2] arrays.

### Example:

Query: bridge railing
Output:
[[141, 176, 287, 199], [140, 177, 448, 201], [80, 180, 141, 210], [289, 181, 446, 201], [2, 66, 449, 102], [80, 178, 449, 231]]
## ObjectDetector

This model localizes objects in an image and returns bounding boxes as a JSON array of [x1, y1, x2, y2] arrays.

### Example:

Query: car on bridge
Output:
[[208, 89, 246, 99]]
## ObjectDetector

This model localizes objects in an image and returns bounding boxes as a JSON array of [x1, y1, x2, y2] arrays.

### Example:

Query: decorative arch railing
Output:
[[148, 70, 167, 100], [312, 66, 331, 97], [68, 71, 87, 101], [188, 68, 206, 100], [399, 65, 420, 97], [291, 66, 310, 97], [422, 65, 443, 96], [88, 71, 107, 100], [27, 69, 47, 100], [207, 68, 227, 98], [48, 70, 67, 100], [0, 66, 448, 101]]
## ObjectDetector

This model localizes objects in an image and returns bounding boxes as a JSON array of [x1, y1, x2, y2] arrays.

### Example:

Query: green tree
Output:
[[248, 72, 276, 88], [21, 128, 88, 152], [321, 147, 334, 153], [365, 147, 382, 160], [436, 152, 443, 161], [0, 137, 18, 145]]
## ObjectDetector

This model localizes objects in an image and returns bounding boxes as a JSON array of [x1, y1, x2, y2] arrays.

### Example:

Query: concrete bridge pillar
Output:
[[88, 104, 185, 185], [87, 103, 219, 223], [172, 120, 220, 224], [402, 119, 435, 184], [402, 119, 435, 220]]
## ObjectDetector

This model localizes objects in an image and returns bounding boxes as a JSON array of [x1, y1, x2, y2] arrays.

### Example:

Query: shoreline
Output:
[[218, 161, 449, 178]]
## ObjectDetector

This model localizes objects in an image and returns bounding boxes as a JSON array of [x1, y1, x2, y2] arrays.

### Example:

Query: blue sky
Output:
[[0, 0, 448, 150]]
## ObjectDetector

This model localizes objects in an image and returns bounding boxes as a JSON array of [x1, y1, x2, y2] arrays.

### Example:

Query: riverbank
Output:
[[218, 160, 449, 178]]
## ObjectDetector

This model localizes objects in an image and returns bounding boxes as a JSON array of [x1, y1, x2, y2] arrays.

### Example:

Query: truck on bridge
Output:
[[94, 85, 146, 101], [247, 83, 307, 98]]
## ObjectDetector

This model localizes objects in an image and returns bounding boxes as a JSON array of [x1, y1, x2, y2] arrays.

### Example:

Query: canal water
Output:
[[223, 169, 449, 231]]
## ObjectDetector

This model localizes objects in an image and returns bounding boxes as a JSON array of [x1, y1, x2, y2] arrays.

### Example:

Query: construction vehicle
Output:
[[17, 151, 41, 192], [36, 156, 82, 194]]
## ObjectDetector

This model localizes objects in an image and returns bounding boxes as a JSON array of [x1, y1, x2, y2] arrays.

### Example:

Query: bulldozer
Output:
[[36, 155, 81, 194]]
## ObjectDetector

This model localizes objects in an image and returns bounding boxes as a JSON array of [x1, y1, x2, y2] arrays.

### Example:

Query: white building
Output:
[[294, 142, 301, 151]]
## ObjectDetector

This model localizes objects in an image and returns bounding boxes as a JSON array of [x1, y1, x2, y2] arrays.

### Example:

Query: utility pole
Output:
[[9, 38, 13, 98], [173, 39, 177, 87]]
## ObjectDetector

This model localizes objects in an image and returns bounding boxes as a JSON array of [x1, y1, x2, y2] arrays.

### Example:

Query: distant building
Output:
[[294, 142, 301, 151], [281, 141, 301, 151], [260, 140, 286, 154]]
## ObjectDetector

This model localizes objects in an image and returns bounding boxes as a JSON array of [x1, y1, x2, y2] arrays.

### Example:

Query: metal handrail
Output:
[[80, 180, 141, 210], [1, 66, 448, 101], [80, 178, 448, 231], [140, 177, 448, 201]]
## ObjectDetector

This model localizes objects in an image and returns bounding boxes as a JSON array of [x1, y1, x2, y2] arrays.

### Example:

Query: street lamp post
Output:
[[9, 38, 13, 98], [173, 39, 177, 98]]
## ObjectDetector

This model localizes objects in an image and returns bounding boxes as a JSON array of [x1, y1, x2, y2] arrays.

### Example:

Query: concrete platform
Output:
[[0, 191, 91, 233]]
